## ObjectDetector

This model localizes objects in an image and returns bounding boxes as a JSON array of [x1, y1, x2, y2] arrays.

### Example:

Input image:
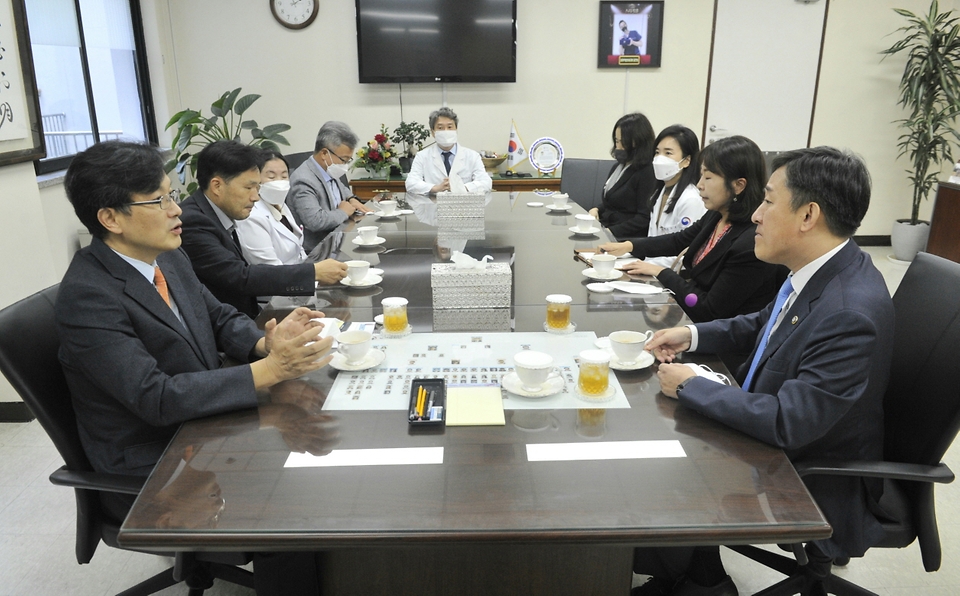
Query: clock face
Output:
[[271, 0, 319, 30]]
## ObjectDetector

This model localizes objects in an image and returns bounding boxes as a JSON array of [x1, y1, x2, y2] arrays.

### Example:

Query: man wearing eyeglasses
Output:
[[288, 120, 373, 253], [178, 140, 348, 318]]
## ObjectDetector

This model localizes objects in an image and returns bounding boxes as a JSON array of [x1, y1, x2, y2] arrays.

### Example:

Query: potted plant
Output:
[[882, 0, 960, 261], [352, 124, 399, 177], [392, 120, 430, 173], [165, 88, 291, 193]]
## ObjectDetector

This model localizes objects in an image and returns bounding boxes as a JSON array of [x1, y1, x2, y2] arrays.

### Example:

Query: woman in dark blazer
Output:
[[600, 135, 787, 324], [588, 113, 659, 238]]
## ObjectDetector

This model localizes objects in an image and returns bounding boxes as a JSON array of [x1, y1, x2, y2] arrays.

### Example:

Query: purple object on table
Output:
[[684, 293, 698, 307]]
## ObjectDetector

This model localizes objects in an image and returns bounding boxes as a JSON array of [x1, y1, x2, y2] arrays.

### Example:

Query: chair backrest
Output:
[[559, 158, 617, 211], [284, 150, 313, 173], [883, 252, 960, 466]]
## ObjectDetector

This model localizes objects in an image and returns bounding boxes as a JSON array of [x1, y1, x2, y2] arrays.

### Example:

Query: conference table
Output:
[[118, 192, 830, 595]]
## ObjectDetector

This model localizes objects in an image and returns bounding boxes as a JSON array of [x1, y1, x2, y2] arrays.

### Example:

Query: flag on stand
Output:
[[506, 120, 527, 172]]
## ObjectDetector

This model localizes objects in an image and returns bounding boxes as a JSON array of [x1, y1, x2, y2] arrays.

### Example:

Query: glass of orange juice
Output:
[[577, 349, 611, 397], [545, 294, 572, 331], [381, 297, 409, 335]]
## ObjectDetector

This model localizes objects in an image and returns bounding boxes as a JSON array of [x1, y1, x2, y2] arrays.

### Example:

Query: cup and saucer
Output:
[[341, 261, 382, 287], [602, 330, 656, 371], [546, 203, 572, 213], [569, 226, 601, 236], [352, 236, 387, 246], [329, 330, 386, 371], [502, 351, 565, 398], [581, 268, 622, 281], [340, 274, 382, 288]]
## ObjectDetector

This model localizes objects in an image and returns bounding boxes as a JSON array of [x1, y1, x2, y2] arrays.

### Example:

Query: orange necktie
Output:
[[154, 266, 171, 307]]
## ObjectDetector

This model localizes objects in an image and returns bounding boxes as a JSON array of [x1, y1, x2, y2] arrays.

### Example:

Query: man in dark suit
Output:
[[57, 141, 333, 595], [288, 121, 373, 252], [635, 147, 895, 596], [180, 140, 347, 318]]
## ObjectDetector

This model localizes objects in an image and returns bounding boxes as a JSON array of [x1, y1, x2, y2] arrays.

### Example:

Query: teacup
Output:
[[337, 330, 372, 364], [345, 260, 370, 283], [379, 200, 397, 216], [357, 226, 379, 243], [609, 330, 654, 365], [513, 350, 561, 392], [575, 214, 596, 232], [551, 193, 569, 209], [592, 253, 617, 276]]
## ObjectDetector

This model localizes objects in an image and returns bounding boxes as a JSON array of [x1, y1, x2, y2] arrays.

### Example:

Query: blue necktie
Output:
[[442, 151, 452, 175], [742, 276, 794, 391]]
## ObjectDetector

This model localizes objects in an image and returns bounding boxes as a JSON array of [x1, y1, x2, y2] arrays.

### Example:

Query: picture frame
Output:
[[0, 0, 44, 167], [597, 2, 664, 69]]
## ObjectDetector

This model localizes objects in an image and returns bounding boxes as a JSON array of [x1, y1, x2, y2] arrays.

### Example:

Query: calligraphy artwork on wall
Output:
[[0, 0, 43, 167]]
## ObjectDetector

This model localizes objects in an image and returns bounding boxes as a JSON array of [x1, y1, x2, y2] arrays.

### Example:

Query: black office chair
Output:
[[727, 251, 960, 596], [283, 150, 313, 172], [0, 285, 255, 596], [559, 158, 616, 211]]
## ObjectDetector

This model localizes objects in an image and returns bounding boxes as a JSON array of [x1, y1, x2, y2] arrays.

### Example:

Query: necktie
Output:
[[742, 277, 794, 391], [230, 227, 243, 253], [442, 151, 452, 175], [154, 266, 171, 308], [278, 214, 298, 235]]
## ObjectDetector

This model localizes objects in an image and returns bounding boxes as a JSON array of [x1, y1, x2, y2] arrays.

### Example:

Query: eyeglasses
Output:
[[326, 148, 353, 164], [129, 190, 183, 211]]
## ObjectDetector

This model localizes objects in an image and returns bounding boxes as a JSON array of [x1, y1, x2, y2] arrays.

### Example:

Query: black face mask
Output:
[[613, 149, 629, 164]]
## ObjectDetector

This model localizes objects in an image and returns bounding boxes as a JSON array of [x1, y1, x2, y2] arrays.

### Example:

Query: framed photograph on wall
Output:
[[598, 2, 664, 68], [0, 0, 44, 167]]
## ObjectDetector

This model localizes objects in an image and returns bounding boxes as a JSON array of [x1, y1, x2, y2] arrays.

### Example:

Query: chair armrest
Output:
[[49, 465, 144, 495], [794, 460, 955, 484]]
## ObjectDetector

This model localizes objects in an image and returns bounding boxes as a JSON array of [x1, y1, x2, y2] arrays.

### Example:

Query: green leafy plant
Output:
[[392, 121, 430, 157], [882, 0, 960, 225], [164, 88, 291, 193]]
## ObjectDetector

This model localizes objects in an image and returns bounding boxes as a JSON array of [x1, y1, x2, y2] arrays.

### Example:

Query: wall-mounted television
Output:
[[355, 0, 517, 84]]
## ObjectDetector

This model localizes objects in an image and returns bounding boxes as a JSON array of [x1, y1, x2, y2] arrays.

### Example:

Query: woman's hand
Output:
[[597, 241, 632, 256], [622, 260, 664, 277]]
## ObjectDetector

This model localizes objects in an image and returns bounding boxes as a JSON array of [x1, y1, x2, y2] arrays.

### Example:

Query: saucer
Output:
[[574, 383, 617, 403], [544, 321, 577, 335], [394, 209, 414, 216], [368, 268, 384, 276], [340, 274, 382, 287], [373, 314, 384, 325], [581, 268, 623, 281], [371, 211, 401, 219], [587, 283, 614, 293], [569, 226, 601, 236], [352, 236, 387, 246], [526, 201, 544, 207], [329, 348, 385, 371], [381, 324, 412, 338], [546, 205, 571, 212], [501, 371, 565, 398], [609, 350, 655, 371], [594, 337, 611, 350]]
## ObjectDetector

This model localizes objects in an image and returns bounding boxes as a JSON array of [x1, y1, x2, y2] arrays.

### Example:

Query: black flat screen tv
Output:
[[355, 0, 517, 84]]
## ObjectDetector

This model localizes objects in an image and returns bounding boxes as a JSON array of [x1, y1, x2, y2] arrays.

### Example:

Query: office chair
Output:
[[559, 158, 616, 211], [0, 285, 255, 596], [283, 150, 313, 172], [727, 252, 960, 596]]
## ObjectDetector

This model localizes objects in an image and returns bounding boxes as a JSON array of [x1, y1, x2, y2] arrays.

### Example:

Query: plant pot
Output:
[[399, 156, 413, 173], [890, 219, 930, 262]]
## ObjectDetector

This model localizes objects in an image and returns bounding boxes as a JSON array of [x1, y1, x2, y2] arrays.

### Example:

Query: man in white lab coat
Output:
[[404, 107, 493, 195]]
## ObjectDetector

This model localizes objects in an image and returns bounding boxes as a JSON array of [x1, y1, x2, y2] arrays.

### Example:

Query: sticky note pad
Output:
[[445, 387, 505, 426]]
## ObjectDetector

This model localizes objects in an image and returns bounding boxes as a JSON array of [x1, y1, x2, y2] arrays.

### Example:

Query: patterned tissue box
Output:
[[436, 192, 486, 218], [431, 262, 512, 309], [432, 308, 513, 331]]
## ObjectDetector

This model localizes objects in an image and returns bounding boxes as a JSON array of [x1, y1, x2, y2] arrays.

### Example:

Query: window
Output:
[[24, 0, 156, 173]]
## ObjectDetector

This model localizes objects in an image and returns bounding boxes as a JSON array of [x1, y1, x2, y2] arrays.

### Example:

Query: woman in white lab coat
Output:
[[642, 125, 706, 268], [237, 151, 308, 265]]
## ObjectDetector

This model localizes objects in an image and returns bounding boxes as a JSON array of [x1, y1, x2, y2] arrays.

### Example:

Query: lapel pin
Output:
[[791, 316, 798, 325]]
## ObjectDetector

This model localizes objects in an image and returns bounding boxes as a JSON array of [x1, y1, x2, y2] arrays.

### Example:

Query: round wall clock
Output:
[[270, 0, 319, 30]]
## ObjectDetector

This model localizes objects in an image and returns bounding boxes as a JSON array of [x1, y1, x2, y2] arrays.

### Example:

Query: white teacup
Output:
[[609, 330, 654, 365], [357, 226, 379, 243], [575, 213, 596, 232], [592, 253, 617, 276], [337, 330, 372, 364], [345, 260, 370, 283], [551, 193, 569, 209], [379, 200, 397, 216], [513, 350, 561, 392]]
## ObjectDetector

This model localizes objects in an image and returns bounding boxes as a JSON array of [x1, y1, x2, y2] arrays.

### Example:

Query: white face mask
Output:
[[652, 154, 682, 181], [259, 179, 290, 206], [325, 159, 351, 181], [434, 130, 458, 148]]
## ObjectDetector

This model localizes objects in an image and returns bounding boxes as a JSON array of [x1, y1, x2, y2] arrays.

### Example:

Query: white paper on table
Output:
[[526, 440, 686, 462], [605, 281, 664, 295]]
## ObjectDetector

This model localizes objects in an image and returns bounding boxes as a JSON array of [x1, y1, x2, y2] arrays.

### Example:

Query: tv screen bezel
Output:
[[355, 0, 518, 84]]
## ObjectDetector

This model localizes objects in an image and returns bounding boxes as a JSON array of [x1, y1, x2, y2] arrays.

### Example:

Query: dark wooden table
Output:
[[351, 176, 562, 199], [119, 192, 830, 595]]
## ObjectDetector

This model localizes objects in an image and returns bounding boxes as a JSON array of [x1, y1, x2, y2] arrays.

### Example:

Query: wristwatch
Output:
[[675, 377, 693, 396]]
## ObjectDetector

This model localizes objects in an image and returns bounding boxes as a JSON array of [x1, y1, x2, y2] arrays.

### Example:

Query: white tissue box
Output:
[[436, 192, 486, 218], [433, 308, 513, 331], [431, 262, 512, 309]]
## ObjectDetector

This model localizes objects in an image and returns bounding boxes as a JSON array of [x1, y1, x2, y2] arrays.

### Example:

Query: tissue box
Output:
[[433, 308, 513, 331], [436, 192, 486, 218], [431, 262, 512, 309]]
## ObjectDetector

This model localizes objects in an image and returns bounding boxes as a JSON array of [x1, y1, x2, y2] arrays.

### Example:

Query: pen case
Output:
[[408, 378, 446, 427]]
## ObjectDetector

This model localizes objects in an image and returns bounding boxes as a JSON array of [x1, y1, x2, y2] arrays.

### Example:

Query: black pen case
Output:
[[408, 378, 446, 427]]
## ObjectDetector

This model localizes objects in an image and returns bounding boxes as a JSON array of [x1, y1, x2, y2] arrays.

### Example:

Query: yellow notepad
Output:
[[445, 387, 505, 426]]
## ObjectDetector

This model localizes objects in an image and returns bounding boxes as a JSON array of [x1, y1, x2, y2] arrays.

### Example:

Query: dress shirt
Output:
[[110, 248, 185, 326], [313, 156, 343, 207]]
